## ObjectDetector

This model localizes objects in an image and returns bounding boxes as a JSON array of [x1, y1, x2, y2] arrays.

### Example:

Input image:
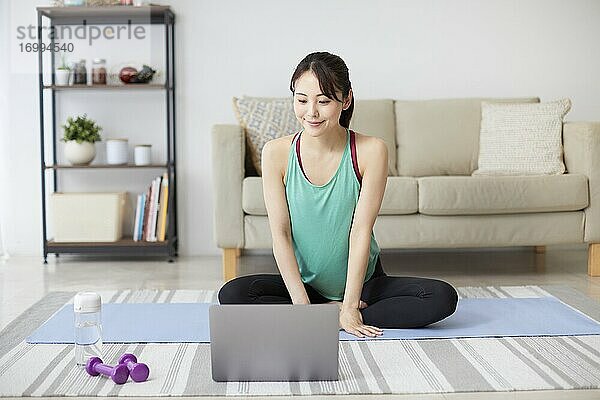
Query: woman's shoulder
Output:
[[262, 133, 297, 178], [352, 131, 388, 174], [354, 131, 387, 155], [352, 131, 386, 149], [273, 133, 297, 147], [263, 133, 296, 158]]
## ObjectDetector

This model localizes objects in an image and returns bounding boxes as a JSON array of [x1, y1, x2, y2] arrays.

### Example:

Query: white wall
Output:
[[0, 0, 10, 259], [2, 0, 600, 256]]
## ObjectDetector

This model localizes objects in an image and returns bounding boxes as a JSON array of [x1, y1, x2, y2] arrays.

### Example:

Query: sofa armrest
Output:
[[563, 121, 600, 242], [211, 124, 245, 248]]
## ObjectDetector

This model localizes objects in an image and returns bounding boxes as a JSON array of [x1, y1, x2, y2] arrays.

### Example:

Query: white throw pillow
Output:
[[473, 99, 571, 176]]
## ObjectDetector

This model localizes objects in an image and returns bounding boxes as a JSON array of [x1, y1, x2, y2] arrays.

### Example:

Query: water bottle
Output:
[[74, 292, 103, 366]]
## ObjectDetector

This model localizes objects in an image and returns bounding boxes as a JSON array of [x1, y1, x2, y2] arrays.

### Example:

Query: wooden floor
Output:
[[1, 244, 599, 399]]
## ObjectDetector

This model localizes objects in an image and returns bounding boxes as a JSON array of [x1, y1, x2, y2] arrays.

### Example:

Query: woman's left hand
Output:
[[339, 307, 383, 338]]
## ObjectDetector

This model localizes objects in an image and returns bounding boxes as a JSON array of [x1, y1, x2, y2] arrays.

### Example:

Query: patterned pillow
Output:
[[233, 96, 302, 176], [473, 99, 571, 176]]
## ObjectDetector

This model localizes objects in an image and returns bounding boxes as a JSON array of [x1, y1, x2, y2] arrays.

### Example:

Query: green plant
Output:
[[61, 114, 102, 143], [57, 54, 70, 71]]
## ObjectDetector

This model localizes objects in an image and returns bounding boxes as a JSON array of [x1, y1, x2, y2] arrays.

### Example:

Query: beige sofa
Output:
[[212, 97, 600, 281]]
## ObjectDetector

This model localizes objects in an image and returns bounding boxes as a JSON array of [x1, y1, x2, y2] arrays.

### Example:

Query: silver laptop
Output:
[[209, 304, 339, 382]]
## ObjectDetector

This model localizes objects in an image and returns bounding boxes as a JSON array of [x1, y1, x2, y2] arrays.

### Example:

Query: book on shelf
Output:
[[157, 172, 169, 242], [149, 176, 161, 242], [141, 185, 152, 241], [145, 179, 156, 241], [133, 194, 143, 241], [132, 173, 169, 242], [138, 193, 146, 241]]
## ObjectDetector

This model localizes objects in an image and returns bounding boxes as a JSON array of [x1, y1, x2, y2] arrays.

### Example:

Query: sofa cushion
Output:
[[473, 99, 571, 176], [371, 212, 584, 248], [350, 100, 398, 176], [233, 96, 301, 176], [395, 97, 540, 177], [242, 177, 267, 215], [379, 177, 418, 215], [242, 176, 418, 216], [418, 174, 589, 216]]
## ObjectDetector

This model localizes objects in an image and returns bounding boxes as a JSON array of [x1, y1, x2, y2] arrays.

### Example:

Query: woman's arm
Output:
[[261, 139, 310, 304], [343, 137, 388, 311]]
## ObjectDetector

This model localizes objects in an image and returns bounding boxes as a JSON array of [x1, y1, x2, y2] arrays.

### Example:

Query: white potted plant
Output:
[[55, 55, 71, 86], [62, 114, 102, 165]]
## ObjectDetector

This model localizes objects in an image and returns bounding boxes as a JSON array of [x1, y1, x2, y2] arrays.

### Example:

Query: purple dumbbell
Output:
[[86, 357, 129, 384], [118, 353, 150, 382]]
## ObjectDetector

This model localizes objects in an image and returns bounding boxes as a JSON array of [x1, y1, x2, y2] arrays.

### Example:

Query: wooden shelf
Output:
[[37, 5, 173, 25], [49, 237, 167, 247], [45, 164, 169, 170], [47, 236, 174, 256], [44, 84, 167, 91]]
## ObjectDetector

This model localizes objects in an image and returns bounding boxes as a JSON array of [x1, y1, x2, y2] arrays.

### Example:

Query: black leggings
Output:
[[218, 256, 458, 329]]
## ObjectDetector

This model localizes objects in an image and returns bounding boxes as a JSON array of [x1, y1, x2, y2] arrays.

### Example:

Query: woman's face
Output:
[[293, 71, 349, 135]]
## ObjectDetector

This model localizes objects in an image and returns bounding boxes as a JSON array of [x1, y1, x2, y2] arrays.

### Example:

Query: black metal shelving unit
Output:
[[37, 5, 177, 262]]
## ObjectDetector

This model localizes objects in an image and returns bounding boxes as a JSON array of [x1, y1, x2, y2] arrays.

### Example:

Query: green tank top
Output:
[[284, 128, 380, 300]]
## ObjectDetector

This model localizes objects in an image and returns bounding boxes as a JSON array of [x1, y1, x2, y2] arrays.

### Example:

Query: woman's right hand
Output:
[[339, 306, 383, 338]]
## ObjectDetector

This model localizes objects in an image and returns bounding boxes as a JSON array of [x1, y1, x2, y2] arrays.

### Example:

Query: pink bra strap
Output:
[[294, 131, 309, 182], [350, 130, 363, 185]]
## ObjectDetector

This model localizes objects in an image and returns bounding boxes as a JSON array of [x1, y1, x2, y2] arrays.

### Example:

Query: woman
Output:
[[218, 51, 458, 338]]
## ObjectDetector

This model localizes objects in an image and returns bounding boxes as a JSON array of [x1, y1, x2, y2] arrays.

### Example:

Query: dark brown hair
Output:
[[289, 52, 354, 128]]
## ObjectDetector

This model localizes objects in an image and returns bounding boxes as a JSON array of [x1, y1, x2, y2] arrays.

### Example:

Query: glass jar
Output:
[[73, 59, 87, 85], [92, 59, 107, 85]]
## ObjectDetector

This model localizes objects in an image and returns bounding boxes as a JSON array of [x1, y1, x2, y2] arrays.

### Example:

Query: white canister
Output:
[[134, 145, 152, 166], [106, 139, 129, 165], [55, 69, 70, 86]]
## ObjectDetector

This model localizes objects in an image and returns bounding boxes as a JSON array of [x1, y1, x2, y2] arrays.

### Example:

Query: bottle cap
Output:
[[74, 292, 102, 313]]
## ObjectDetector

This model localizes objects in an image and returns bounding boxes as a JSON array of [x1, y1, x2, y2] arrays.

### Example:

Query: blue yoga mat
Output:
[[26, 297, 600, 343]]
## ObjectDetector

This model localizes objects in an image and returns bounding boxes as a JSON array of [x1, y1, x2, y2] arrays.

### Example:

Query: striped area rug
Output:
[[1, 286, 600, 396]]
